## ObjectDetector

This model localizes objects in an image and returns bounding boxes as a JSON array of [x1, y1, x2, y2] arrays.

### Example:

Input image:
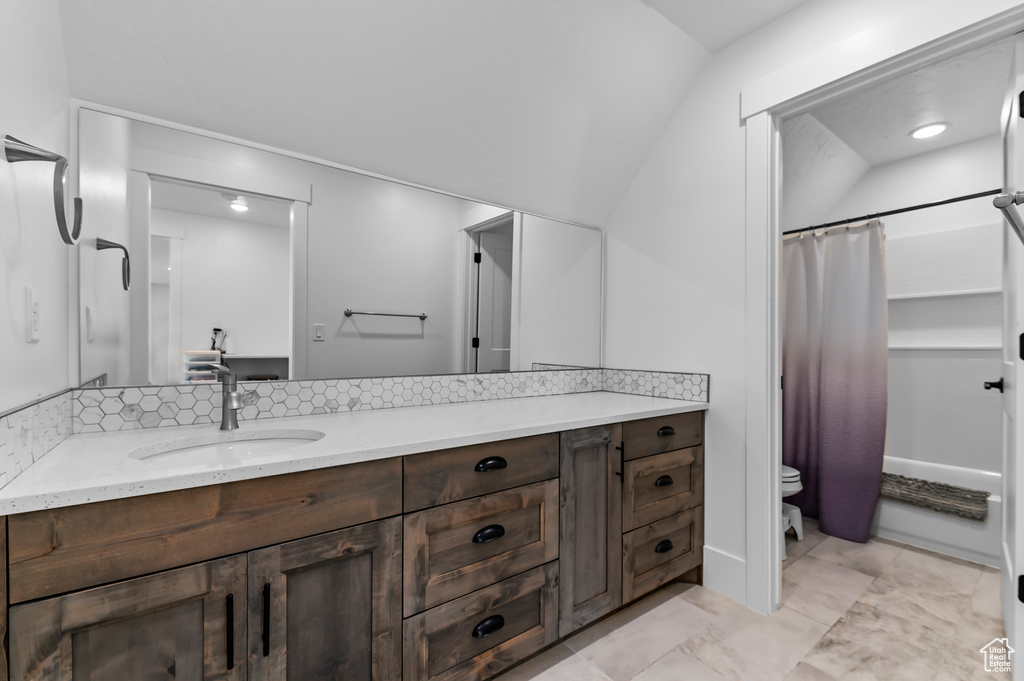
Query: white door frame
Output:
[[741, 0, 1024, 615]]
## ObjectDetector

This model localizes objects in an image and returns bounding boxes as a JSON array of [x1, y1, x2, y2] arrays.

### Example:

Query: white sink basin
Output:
[[128, 429, 325, 465]]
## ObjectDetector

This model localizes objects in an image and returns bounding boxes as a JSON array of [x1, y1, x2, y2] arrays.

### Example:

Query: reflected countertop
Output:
[[0, 392, 707, 516]]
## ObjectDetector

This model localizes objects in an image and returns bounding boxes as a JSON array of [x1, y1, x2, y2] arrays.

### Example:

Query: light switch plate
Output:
[[313, 323, 325, 341]]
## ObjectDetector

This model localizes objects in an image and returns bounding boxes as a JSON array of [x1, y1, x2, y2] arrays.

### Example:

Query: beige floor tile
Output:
[[496, 643, 613, 681], [932, 607, 1010, 681], [971, 567, 1002, 620], [631, 648, 730, 681], [859, 546, 982, 626], [677, 584, 738, 616], [782, 556, 875, 626], [680, 606, 828, 681], [565, 592, 718, 681], [781, 662, 837, 681], [805, 536, 902, 577], [784, 518, 827, 566], [801, 601, 948, 681]]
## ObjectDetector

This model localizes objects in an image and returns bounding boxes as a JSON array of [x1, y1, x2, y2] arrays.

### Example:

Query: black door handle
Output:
[[657, 426, 675, 437], [472, 524, 506, 544], [655, 475, 674, 488], [655, 539, 674, 554], [262, 583, 271, 657], [472, 614, 505, 638], [985, 379, 1005, 393], [475, 456, 508, 472]]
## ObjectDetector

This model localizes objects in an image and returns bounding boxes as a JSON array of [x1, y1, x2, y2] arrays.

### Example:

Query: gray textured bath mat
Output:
[[880, 472, 989, 521]]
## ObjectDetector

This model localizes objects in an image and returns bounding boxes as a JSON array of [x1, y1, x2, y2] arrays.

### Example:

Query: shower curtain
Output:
[[782, 220, 888, 543]]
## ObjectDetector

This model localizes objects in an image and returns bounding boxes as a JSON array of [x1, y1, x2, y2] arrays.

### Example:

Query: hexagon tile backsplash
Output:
[[70, 367, 709, 434]]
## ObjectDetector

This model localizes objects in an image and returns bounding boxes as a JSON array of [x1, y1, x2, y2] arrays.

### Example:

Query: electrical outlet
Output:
[[26, 286, 40, 343], [313, 323, 325, 341]]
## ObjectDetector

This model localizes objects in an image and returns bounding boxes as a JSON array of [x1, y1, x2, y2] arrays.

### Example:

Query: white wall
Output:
[[600, 0, 955, 606], [0, 0, 71, 412], [150, 209, 290, 358], [78, 110, 131, 386]]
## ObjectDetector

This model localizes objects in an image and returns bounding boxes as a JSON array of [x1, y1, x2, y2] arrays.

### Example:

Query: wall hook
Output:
[[4, 135, 83, 245], [96, 238, 131, 291]]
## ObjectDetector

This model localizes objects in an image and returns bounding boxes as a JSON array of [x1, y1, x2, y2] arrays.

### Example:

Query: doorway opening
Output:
[[465, 211, 515, 373]]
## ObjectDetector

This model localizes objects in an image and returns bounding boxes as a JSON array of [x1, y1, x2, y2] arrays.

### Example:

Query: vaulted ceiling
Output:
[[55, 1, 810, 227]]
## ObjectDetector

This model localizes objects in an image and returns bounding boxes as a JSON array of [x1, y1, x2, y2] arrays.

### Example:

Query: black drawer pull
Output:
[[226, 594, 235, 670], [657, 426, 676, 437], [475, 456, 508, 473], [472, 524, 506, 544], [655, 475, 674, 488], [262, 583, 271, 657], [472, 614, 505, 638], [655, 539, 674, 554]]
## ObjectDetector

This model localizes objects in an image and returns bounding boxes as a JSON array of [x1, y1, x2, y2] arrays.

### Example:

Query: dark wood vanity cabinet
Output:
[[557, 424, 623, 637], [2, 408, 705, 681]]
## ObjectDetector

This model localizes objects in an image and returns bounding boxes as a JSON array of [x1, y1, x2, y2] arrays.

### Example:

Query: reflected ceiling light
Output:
[[911, 123, 947, 139], [229, 196, 249, 212]]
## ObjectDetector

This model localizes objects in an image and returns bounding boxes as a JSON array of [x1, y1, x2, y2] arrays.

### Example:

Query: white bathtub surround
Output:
[[871, 456, 1001, 567], [0, 393, 72, 489], [0, 392, 707, 515], [69, 367, 710, 434]]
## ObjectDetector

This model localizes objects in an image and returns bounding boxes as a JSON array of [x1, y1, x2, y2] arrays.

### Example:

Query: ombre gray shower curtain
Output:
[[782, 220, 888, 543]]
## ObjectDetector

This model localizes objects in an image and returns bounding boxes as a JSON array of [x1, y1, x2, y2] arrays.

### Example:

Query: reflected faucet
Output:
[[210, 364, 243, 430]]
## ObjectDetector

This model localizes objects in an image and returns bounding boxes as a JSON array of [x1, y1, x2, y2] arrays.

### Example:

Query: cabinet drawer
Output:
[[404, 480, 559, 616], [8, 457, 402, 604], [623, 506, 703, 602], [404, 561, 559, 681], [404, 434, 559, 512], [622, 411, 702, 461], [623, 445, 704, 531]]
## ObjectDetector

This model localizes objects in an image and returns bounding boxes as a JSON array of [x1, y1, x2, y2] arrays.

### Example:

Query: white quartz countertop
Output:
[[0, 392, 707, 515]]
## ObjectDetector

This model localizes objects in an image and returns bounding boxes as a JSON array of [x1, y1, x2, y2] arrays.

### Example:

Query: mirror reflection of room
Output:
[[77, 110, 603, 387]]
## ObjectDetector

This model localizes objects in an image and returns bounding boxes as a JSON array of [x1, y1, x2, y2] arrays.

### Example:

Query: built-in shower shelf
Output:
[[887, 288, 1001, 301]]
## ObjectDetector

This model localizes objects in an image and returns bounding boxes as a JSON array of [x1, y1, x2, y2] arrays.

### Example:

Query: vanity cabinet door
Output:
[[9, 555, 247, 681], [247, 517, 402, 681], [558, 424, 622, 637]]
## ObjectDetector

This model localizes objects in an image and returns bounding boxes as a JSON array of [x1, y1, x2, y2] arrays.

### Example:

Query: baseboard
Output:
[[701, 545, 747, 606]]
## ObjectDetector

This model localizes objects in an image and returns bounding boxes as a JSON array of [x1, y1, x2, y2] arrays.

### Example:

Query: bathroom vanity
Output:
[[0, 394, 705, 680]]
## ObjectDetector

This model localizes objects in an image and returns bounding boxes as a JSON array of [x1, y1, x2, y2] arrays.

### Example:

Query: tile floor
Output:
[[499, 519, 1009, 681]]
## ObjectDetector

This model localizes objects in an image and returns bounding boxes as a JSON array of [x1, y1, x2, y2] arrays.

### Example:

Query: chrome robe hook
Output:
[[4, 135, 84, 245]]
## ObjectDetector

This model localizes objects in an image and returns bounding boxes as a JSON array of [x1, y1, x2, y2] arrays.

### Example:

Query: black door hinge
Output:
[[472, 337, 480, 349], [1018, 574, 1024, 603], [1019, 332, 1023, 361], [474, 252, 482, 264], [780, 376, 784, 390]]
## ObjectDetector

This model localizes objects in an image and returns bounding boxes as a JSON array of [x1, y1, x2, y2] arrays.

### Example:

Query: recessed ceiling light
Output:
[[229, 196, 249, 212], [911, 123, 947, 139]]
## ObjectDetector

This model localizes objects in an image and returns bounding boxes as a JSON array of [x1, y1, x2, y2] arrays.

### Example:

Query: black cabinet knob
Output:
[[657, 426, 675, 437], [655, 475, 674, 488], [655, 539, 674, 554]]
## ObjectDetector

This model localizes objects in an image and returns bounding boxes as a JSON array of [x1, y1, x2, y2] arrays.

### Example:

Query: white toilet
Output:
[[781, 464, 803, 558]]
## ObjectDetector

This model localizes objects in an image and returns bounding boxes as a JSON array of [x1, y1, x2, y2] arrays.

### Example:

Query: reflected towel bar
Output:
[[345, 309, 427, 320], [4, 135, 84, 245], [96, 238, 131, 291]]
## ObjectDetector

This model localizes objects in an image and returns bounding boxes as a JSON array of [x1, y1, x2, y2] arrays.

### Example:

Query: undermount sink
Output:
[[128, 429, 326, 465]]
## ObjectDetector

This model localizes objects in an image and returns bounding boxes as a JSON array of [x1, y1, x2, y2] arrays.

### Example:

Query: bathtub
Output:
[[869, 456, 1002, 567]]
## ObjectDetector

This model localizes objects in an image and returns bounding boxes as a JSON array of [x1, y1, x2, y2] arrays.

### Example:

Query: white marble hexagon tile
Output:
[[69, 367, 709, 434]]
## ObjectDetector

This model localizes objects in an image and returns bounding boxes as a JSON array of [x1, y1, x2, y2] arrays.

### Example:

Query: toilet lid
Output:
[[781, 465, 801, 481]]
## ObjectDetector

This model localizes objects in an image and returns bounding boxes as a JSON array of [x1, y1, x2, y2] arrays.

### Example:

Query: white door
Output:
[[477, 227, 513, 372], [1001, 36, 1024, 673]]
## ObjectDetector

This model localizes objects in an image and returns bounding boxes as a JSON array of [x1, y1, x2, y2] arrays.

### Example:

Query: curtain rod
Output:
[[782, 188, 1003, 236]]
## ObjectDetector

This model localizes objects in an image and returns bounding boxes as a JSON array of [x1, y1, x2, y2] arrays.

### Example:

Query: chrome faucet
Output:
[[210, 364, 243, 430]]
